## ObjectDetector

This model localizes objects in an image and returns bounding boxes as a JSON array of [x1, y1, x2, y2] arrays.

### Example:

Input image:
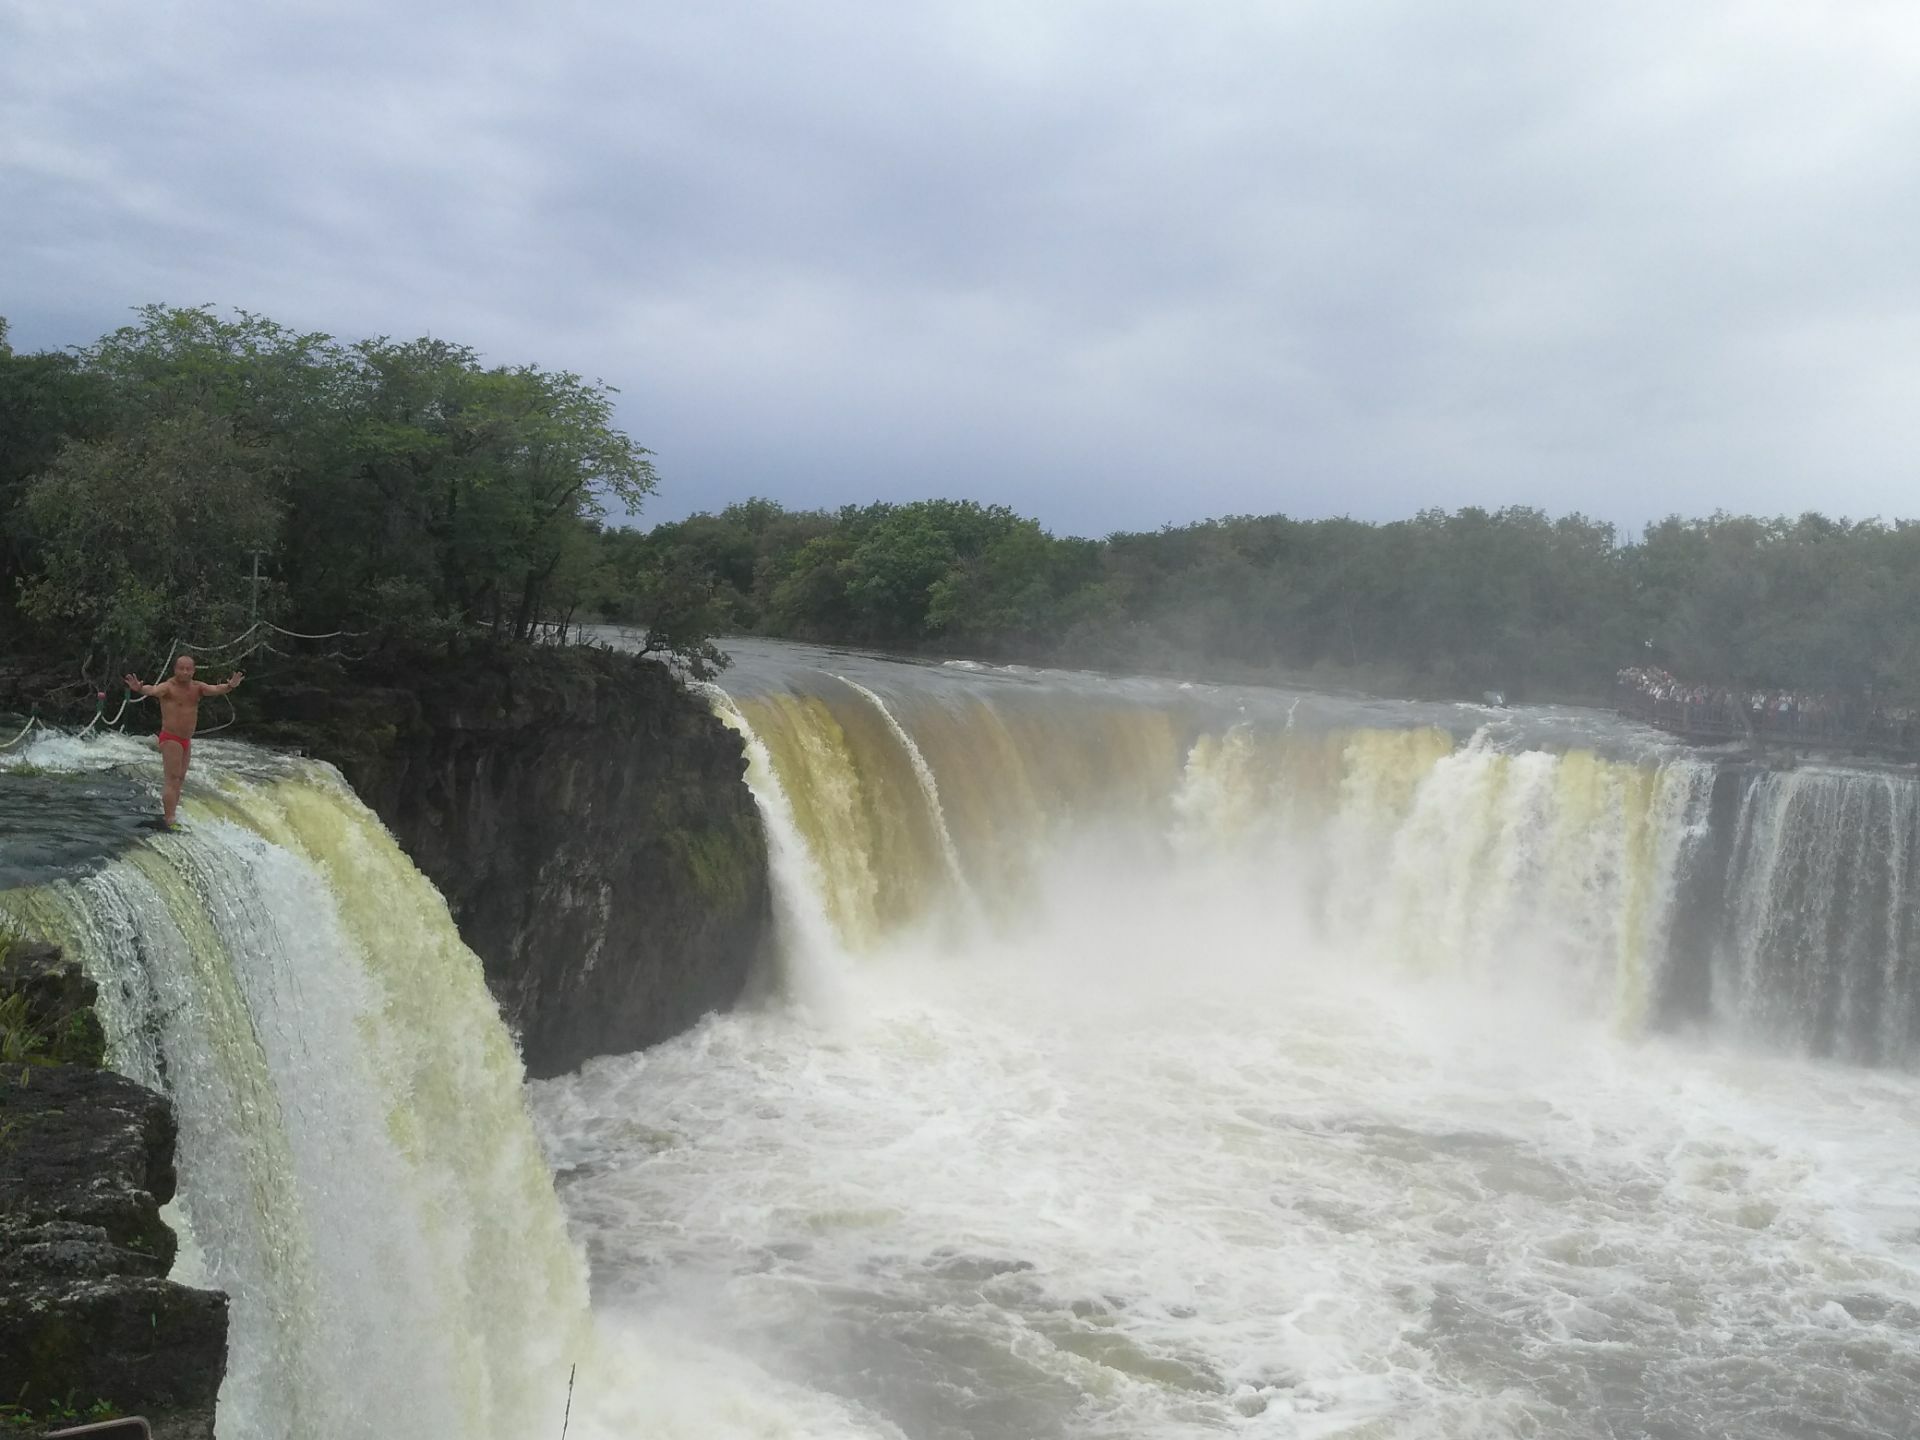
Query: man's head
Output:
[[173, 654, 196, 681]]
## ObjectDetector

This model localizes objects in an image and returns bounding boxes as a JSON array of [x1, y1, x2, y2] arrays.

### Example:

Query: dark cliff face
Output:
[[0, 940, 228, 1440], [256, 645, 773, 1079]]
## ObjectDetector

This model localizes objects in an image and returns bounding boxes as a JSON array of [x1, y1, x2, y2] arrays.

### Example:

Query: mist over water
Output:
[[535, 642, 1920, 1439]]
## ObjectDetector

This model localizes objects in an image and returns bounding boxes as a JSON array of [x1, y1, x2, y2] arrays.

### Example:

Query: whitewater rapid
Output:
[[533, 846, 1920, 1439]]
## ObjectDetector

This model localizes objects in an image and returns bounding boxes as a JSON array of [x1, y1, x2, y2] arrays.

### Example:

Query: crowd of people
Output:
[[1616, 667, 1919, 750]]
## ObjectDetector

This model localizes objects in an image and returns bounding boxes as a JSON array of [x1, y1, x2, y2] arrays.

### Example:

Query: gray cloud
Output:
[[6, 0, 1920, 535]]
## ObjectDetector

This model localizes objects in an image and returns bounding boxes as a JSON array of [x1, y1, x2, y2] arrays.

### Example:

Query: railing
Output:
[[1618, 690, 1920, 758], [44, 1420, 152, 1438]]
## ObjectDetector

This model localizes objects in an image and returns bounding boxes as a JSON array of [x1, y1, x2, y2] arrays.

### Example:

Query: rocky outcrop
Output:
[[0, 940, 228, 1440], [255, 644, 772, 1078]]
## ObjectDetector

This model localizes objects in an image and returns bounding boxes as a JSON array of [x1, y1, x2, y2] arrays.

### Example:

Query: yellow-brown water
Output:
[[725, 671, 1706, 1041]]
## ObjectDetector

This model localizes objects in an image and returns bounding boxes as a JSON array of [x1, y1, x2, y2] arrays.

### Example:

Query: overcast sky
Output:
[[5, 1, 1920, 536]]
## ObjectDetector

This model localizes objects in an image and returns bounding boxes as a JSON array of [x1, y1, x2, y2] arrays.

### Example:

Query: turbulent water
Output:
[[6, 644, 1920, 1438], [537, 642, 1920, 1439]]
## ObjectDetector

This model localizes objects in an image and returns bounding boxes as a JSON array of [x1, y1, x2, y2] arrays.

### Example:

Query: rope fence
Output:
[[138, 622, 361, 688], [5, 620, 367, 748], [10, 613, 592, 749]]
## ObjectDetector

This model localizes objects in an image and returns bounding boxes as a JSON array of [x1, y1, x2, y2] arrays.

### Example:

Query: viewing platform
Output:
[[1617, 690, 1920, 763]]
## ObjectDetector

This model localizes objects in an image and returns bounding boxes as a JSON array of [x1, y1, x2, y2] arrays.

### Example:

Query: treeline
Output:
[[621, 500, 1920, 701], [8, 307, 1920, 706], [0, 306, 724, 691]]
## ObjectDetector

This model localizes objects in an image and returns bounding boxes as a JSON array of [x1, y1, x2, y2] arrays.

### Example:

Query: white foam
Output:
[[533, 842, 1920, 1439], [0, 728, 153, 774]]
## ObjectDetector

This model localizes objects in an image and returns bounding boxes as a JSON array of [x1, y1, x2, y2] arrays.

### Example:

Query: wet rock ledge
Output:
[[0, 938, 227, 1440]]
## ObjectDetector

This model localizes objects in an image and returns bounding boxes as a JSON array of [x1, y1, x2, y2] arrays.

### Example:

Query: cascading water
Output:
[[2, 744, 587, 1437], [703, 687, 850, 1009], [700, 657, 1920, 1064], [536, 642, 1920, 1440], [9, 639, 1920, 1440], [837, 676, 970, 898], [1710, 767, 1920, 1063], [0, 732, 876, 1440], [1170, 726, 1724, 1030]]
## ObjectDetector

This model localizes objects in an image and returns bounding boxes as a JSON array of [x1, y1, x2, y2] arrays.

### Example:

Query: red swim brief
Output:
[[157, 731, 191, 756]]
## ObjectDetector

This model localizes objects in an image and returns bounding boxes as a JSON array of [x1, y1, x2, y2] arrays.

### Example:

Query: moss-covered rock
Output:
[[0, 937, 106, 1067]]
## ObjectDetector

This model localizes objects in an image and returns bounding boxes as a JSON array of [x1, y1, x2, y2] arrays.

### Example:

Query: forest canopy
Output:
[[619, 500, 1920, 703], [0, 306, 719, 681], [5, 307, 1918, 705]]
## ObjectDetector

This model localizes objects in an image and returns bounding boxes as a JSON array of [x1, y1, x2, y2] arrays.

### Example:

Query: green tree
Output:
[[0, 321, 115, 628], [2, 304, 705, 672], [342, 340, 656, 642], [927, 524, 1097, 652], [17, 408, 282, 666]]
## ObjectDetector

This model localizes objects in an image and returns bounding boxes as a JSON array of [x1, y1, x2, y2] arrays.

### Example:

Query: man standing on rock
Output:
[[122, 655, 245, 830]]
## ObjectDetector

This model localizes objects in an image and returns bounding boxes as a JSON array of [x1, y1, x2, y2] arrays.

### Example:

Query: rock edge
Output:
[[0, 938, 227, 1440]]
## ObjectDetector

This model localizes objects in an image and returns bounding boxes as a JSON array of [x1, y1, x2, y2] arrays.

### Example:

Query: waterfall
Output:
[[714, 683, 1189, 948], [837, 676, 970, 897], [701, 679, 1920, 1067], [3, 760, 588, 1438], [7, 650, 1920, 1440], [703, 687, 851, 1008], [536, 651, 1920, 1440], [1709, 767, 1920, 1062]]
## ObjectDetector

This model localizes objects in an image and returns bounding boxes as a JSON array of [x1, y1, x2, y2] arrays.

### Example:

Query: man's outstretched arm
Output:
[[199, 670, 246, 696], [123, 673, 157, 697]]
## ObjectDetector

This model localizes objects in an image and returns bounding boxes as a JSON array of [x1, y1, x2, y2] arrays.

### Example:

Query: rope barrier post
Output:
[[74, 688, 110, 739], [249, 549, 267, 627]]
